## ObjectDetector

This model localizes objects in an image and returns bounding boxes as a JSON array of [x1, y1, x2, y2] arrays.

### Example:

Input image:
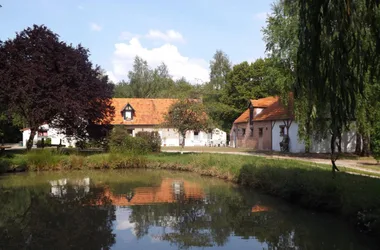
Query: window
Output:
[[250, 128, 253, 137], [279, 125, 285, 137], [194, 131, 199, 140], [123, 103, 134, 121], [124, 110, 132, 120], [242, 128, 246, 136], [259, 128, 263, 137], [127, 129, 133, 136]]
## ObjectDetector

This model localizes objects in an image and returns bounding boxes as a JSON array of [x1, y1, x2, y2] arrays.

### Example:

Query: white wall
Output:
[[272, 121, 357, 153], [160, 128, 227, 147], [310, 131, 356, 153], [272, 121, 305, 153], [22, 125, 77, 148]]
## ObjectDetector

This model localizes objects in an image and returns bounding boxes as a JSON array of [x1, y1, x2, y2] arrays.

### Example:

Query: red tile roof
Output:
[[233, 109, 250, 124], [250, 96, 278, 108], [111, 98, 178, 125], [234, 95, 294, 124], [254, 94, 294, 121], [233, 96, 279, 124], [96, 179, 205, 206]]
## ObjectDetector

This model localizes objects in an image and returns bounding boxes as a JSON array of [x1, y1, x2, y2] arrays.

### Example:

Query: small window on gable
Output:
[[242, 128, 246, 136], [250, 128, 253, 137], [279, 125, 285, 137]]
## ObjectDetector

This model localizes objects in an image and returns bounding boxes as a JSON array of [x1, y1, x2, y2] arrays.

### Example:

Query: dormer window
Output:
[[123, 103, 134, 121]]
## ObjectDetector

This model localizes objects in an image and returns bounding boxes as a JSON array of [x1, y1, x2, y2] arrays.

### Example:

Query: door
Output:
[[258, 128, 263, 150]]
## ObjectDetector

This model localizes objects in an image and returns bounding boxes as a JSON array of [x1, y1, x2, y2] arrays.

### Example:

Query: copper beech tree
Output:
[[163, 99, 212, 149], [0, 25, 114, 150]]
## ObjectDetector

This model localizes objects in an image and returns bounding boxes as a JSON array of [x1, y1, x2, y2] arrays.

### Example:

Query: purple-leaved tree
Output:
[[0, 25, 114, 150]]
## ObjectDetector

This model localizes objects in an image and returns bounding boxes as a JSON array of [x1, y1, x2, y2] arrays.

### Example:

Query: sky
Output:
[[0, 0, 274, 84]]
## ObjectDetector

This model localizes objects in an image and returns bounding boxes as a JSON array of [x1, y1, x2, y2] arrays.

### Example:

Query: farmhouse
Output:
[[230, 95, 356, 153], [21, 98, 227, 148]]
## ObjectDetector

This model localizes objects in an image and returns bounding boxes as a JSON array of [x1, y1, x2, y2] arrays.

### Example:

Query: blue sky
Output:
[[0, 0, 274, 83]]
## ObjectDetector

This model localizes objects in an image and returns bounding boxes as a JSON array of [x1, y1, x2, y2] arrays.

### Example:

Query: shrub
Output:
[[108, 127, 158, 154], [0, 158, 11, 173], [25, 149, 64, 171], [135, 131, 162, 152], [109, 126, 130, 148], [36, 137, 52, 148]]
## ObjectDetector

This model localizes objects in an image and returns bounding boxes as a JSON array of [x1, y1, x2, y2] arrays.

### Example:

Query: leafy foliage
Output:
[[294, 0, 380, 171], [163, 100, 211, 148], [209, 50, 232, 90], [222, 59, 280, 112], [135, 131, 161, 152], [108, 126, 160, 154], [371, 123, 380, 162], [0, 25, 114, 150]]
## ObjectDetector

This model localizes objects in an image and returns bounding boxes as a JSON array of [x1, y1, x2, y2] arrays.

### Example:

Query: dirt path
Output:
[[162, 149, 380, 176]]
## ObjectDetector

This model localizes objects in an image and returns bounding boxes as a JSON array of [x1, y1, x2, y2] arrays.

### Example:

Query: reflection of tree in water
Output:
[[0, 183, 116, 250], [127, 187, 376, 250], [128, 190, 246, 249]]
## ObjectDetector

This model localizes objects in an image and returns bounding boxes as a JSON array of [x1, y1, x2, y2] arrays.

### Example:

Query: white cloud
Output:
[[78, 5, 84, 10], [106, 71, 118, 83], [254, 12, 269, 21], [146, 29, 185, 43], [90, 22, 103, 31], [109, 34, 209, 84], [115, 209, 135, 230], [119, 31, 140, 41]]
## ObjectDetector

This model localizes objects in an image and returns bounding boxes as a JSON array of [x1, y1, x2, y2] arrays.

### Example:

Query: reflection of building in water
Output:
[[100, 179, 204, 206], [251, 205, 271, 213], [49, 177, 90, 197]]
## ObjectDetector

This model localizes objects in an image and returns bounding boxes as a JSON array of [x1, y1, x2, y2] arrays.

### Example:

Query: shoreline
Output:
[[1, 151, 380, 237]]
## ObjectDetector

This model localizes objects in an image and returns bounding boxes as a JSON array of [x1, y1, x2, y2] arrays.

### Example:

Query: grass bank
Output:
[[1, 149, 380, 236]]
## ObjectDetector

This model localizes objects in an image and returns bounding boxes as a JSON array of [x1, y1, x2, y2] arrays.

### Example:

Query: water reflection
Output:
[[100, 178, 205, 206], [0, 170, 377, 250]]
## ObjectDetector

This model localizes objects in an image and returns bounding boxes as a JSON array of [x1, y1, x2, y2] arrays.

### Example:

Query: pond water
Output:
[[0, 170, 377, 250]]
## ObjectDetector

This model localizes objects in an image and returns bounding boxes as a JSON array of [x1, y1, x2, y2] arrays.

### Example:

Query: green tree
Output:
[[203, 50, 237, 134], [163, 99, 211, 149], [295, 0, 380, 173], [221, 59, 280, 112], [127, 56, 156, 98], [371, 122, 380, 163], [209, 50, 232, 90]]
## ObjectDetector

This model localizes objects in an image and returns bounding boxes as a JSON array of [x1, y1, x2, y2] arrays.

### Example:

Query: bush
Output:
[[76, 139, 107, 150], [36, 138, 52, 148], [25, 149, 64, 171], [135, 131, 162, 152], [0, 158, 11, 173], [109, 126, 130, 147], [109, 127, 161, 154]]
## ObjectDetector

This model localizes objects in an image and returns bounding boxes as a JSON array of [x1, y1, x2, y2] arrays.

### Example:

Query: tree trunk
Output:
[[181, 132, 186, 154], [361, 135, 370, 157], [337, 134, 342, 153], [27, 128, 36, 151], [330, 133, 340, 177], [355, 133, 362, 155]]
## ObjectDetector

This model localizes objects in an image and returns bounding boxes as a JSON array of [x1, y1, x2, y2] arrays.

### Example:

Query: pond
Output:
[[0, 169, 377, 250]]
